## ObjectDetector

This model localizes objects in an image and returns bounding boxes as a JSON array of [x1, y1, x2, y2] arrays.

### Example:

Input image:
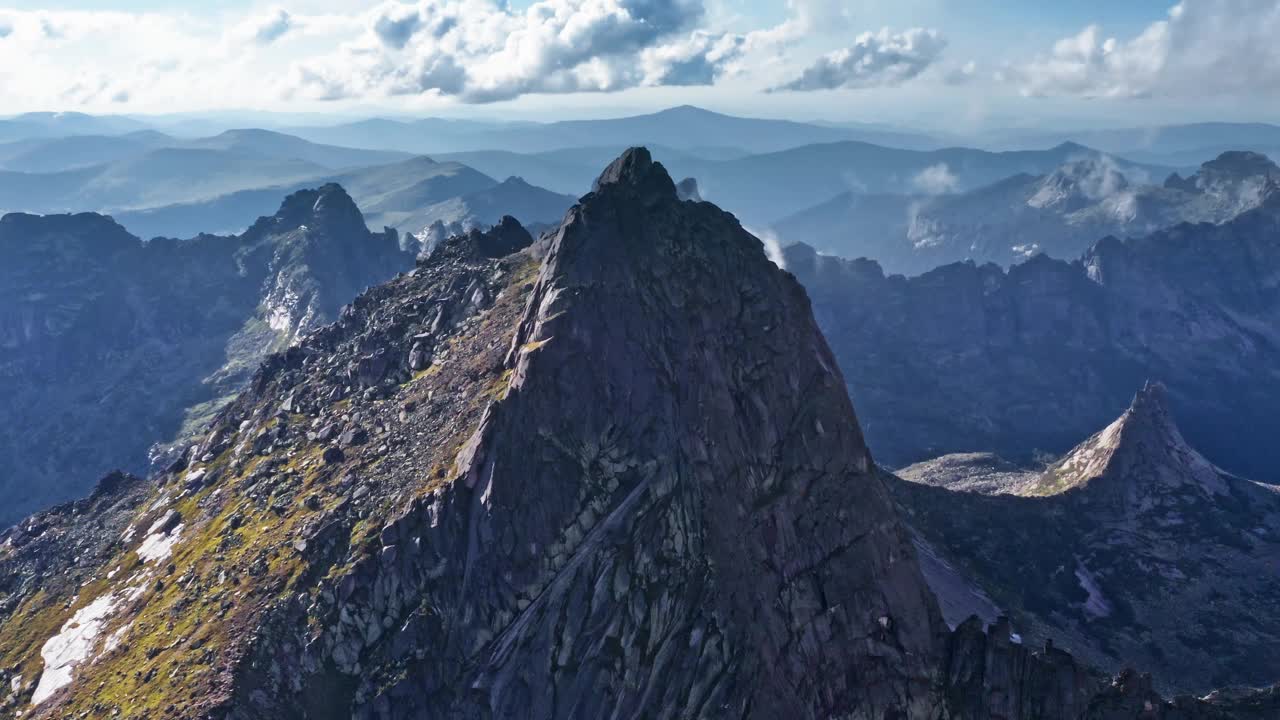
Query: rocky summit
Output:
[[0, 185, 412, 525], [0, 149, 1274, 720], [893, 383, 1280, 696]]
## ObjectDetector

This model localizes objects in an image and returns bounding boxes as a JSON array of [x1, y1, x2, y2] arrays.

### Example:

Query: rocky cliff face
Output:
[[893, 384, 1280, 695], [0, 149, 1270, 720], [785, 194, 1280, 481], [0, 147, 947, 719], [0, 185, 411, 525]]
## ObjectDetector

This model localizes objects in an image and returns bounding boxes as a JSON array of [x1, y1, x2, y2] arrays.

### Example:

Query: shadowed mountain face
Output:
[[785, 195, 1280, 482], [774, 152, 1280, 275], [892, 384, 1280, 694], [0, 148, 1272, 720], [0, 185, 412, 526], [0, 147, 941, 719]]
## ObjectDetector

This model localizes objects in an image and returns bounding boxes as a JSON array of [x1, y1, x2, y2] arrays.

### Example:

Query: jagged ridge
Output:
[[0, 150, 1273, 720], [0, 184, 411, 525]]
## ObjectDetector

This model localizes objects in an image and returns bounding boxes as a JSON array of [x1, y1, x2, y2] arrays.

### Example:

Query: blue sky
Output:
[[1, 1, 1277, 131]]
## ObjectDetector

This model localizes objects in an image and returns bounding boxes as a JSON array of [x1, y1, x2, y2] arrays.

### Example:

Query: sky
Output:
[[1, 0, 1278, 132]]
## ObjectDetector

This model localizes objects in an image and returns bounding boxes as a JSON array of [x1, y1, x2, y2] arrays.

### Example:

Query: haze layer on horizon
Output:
[[1, 0, 1278, 133]]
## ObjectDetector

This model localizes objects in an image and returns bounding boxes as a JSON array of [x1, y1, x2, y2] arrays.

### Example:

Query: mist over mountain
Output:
[[776, 151, 1280, 275]]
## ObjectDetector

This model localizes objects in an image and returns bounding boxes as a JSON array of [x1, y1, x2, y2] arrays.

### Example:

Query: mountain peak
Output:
[[654, 104, 721, 118], [246, 182, 367, 239], [3, 147, 941, 717], [590, 146, 676, 201], [1028, 157, 1130, 211], [0, 210, 136, 243], [675, 177, 702, 202], [1128, 379, 1171, 423], [1030, 381, 1229, 499], [434, 215, 534, 259], [1201, 150, 1279, 178], [1050, 140, 1091, 154]]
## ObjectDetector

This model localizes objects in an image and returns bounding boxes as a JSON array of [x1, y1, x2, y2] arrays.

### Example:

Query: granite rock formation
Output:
[[0, 150, 1271, 720], [893, 383, 1280, 695], [785, 193, 1280, 481], [0, 185, 411, 525]]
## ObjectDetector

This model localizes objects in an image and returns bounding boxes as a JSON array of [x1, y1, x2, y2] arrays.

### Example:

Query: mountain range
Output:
[[83, 156, 574, 242], [281, 105, 946, 155], [13, 107, 1280, 164], [1, 148, 1273, 719], [775, 151, 1280, 275], [3, 115, 1189, 242], [423, 141, 1172, 228], [785, 193, 1280, 482], [0, 185, 411, 526], [5, 99, 1280, 718]]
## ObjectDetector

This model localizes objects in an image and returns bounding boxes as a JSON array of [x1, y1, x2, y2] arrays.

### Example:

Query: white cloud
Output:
[[288, 0, 741, 104], [912, 163, 958, 194], [0, 8, 365, 112], [1012, 0, 1280, 99], [243, 7, 294, 45], [773, 27, 946, 91], [748, 226, 787, 268], [743, 0, 853, 48]]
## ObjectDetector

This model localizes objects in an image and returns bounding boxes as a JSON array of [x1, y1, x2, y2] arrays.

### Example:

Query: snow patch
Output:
[[137, 524, 184, 563], [10, 674, 21, 693], [31, 594, 117, 706]]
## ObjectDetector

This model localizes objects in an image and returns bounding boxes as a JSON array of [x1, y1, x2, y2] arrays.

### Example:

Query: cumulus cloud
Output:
[[244, 7, 294, 45], [289, 0, 741, 103], [773, 27, 946, 91], [1012, 0, 1280, 99], [743, 0, 853, 50], [912, 163, 959, 195]]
